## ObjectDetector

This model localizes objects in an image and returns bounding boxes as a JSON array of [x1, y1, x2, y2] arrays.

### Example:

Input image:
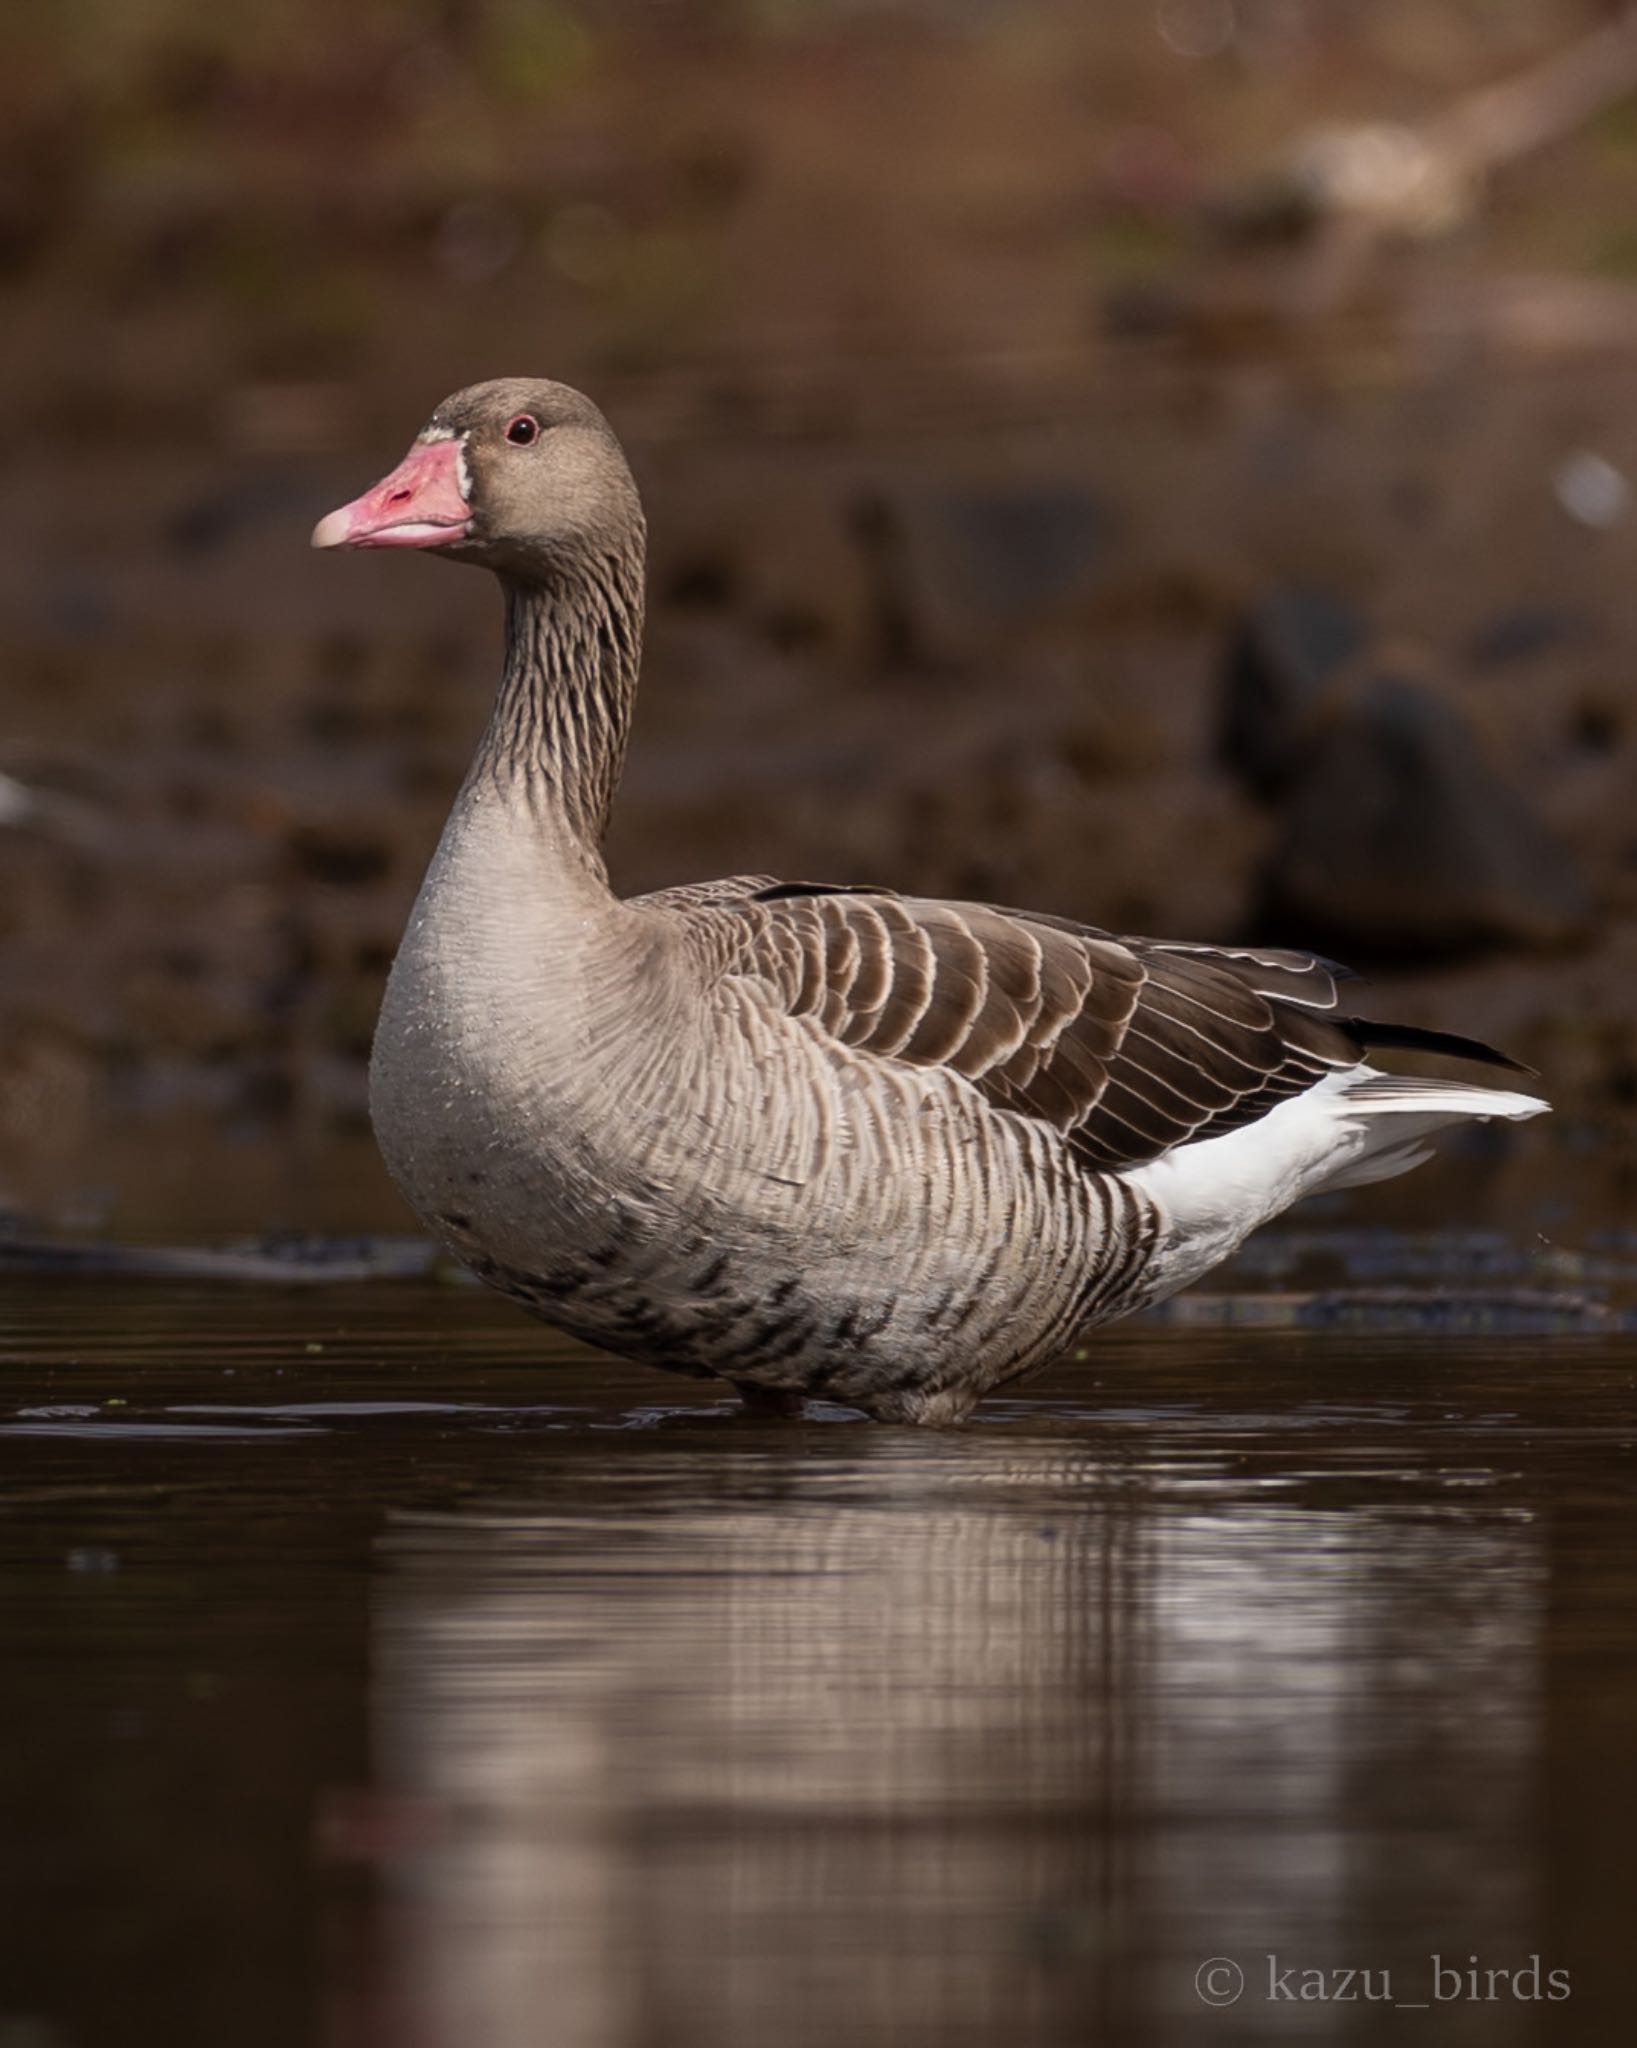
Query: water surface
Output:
[[2, 1275, 1635, 2047]]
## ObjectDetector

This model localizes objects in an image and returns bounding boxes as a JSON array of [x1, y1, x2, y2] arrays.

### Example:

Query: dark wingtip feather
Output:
[[1341, 1017, 1537, 1078]]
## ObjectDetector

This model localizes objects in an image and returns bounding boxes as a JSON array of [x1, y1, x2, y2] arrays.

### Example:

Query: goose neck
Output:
[[473, 545, 645, 871]]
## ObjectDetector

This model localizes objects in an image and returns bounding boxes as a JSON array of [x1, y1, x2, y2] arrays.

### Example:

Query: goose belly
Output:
[[376, 960, 1164, 1418]]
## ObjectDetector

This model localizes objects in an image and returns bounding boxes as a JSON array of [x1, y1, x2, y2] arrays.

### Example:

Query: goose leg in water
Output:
[[731, 1381, 808, 1419]]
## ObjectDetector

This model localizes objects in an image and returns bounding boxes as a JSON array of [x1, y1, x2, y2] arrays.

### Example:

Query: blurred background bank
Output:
[[1, 0, 1632, 1235]]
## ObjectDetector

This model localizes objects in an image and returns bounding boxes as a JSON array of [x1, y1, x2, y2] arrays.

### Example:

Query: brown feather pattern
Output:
[[665, 883, 1362, 1174]]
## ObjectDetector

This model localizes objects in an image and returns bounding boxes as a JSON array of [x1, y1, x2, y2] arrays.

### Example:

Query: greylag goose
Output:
[[314, 379, 1547, 1424]]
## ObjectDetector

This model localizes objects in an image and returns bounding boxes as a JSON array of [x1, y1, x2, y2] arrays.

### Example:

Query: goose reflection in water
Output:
[[342, 1430, 1544, 2048]]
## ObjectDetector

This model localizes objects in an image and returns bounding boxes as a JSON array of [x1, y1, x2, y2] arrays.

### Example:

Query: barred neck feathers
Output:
[[478, 533, 646, 869]]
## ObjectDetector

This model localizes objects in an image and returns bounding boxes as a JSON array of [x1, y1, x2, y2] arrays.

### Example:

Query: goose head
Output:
[[311, 377, 642, 579]]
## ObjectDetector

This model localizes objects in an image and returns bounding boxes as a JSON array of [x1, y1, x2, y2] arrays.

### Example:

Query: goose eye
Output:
[[505, 414, 539, 447]]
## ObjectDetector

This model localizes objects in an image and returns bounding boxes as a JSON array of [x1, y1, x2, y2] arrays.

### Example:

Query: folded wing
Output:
[[670, 882, 1378, 1172]]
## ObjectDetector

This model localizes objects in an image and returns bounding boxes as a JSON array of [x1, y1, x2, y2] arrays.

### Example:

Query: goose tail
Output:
[[1129, 1065, 1548, 1301], [1312, 1072, 1548, 1194]]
